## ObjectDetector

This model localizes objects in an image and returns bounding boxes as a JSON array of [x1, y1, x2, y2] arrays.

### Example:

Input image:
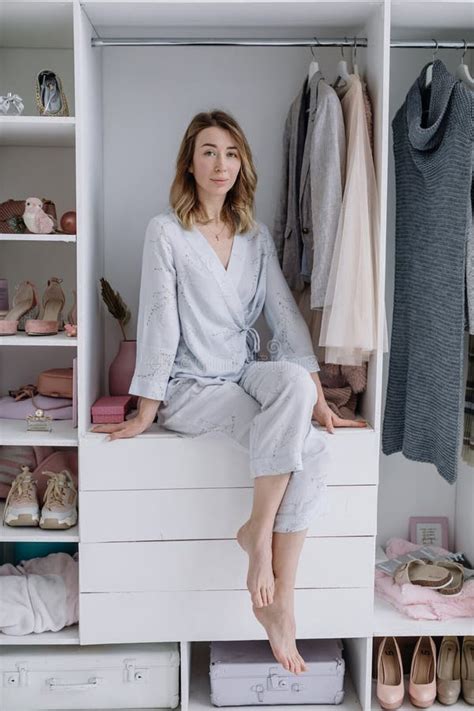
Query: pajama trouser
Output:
[[159, 360, 330, 533]]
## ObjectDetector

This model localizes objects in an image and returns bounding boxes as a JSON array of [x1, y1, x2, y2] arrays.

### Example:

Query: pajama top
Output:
[[129, 207, 320, 403]]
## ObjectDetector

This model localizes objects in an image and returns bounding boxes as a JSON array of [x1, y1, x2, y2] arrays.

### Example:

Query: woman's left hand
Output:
[[312, 400, 368, 434]]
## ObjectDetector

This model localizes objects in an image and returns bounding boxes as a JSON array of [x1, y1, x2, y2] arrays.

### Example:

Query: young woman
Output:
[[92, 110, 366, 675]]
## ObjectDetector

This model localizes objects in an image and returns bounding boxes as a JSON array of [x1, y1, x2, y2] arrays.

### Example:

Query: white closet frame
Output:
[[0, 2, 473, 711]]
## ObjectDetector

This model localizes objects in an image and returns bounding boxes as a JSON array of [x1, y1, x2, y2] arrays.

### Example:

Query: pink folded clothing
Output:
[[0, 395, 72, 420], [375, 537, 474, 621]]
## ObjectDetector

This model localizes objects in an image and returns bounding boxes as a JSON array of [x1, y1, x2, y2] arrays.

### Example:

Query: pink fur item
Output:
[[375, 538, 474, 620]]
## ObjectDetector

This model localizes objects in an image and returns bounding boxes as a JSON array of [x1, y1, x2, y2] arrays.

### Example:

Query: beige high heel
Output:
[[0, 281, 39, 335], [409, 636, 437, 708], [437, 636, 461, 705], [462, 636, 474, 705], [25, 276, 65, 336], [376, 637, 405, 710]]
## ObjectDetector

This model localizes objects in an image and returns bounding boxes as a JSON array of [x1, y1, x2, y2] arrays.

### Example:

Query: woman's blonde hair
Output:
[[170, 110, 257, 234]]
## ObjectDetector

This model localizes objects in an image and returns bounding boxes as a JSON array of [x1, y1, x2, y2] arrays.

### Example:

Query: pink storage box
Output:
[[91, 395, 133, 424]]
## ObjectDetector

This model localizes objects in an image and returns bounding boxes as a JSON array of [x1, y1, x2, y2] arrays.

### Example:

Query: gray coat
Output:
[[274, 72, 345, 307]]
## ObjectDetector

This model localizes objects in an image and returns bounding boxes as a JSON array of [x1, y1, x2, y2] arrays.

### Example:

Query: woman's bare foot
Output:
[[252, 582, 308, 675], [237, 519, 275, 608]]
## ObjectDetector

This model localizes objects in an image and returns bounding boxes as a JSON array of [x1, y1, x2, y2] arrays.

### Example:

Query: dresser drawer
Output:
[[81, 427, 378, 490], [79, 485, 377, 542], [80, 588, 373, 644], [80, 536, 375, 592]]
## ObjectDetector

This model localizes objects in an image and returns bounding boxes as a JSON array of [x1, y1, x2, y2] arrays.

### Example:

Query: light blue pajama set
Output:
[[129, 208, 330, 532]]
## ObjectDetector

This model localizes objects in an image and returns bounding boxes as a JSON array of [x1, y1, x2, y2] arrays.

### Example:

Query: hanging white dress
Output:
[[319, 74, 380, 366]]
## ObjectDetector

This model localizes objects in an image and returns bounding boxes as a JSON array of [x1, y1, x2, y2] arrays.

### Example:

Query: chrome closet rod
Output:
[[391, 40, 474, 49], [91, 37, 474, 49], [91, 37, 368, 47]]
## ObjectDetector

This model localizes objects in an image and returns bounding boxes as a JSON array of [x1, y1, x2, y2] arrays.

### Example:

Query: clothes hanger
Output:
[[352, 37, 360, 77], [333, 39, 351, 89], [307, 40, 320, 90], [456, 40, 474, 90], [424, 39, 438, 88]]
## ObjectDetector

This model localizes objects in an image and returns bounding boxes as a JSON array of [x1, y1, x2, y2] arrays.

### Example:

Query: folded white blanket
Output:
[[0, 552, 78, 635]]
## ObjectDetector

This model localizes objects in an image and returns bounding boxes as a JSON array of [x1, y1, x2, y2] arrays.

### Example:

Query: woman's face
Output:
[[189, 126, 242, 200]]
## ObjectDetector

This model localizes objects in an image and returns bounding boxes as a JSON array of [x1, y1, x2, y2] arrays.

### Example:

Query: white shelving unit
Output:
[[0, 2, 473, 711], [0, 115, 76, 147], [0, 233, 76, 243]]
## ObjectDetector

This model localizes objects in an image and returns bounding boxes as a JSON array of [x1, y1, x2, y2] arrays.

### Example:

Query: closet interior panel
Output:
[[74, 1, 105, 435]]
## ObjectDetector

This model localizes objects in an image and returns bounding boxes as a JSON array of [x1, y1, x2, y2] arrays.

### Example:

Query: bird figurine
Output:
[[22, 197, 56, 234]]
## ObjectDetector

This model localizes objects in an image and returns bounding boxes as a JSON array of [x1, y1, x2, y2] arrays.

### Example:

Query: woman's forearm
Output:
[[136, 395, 161, 424]]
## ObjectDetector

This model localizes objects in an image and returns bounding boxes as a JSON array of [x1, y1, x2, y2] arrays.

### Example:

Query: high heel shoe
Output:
[[0, 280, 39, 335], [67, 288, 77, 325], [376, 637, 405, 710], [25, 276, 65, 336], [462, 636, 474, 705], [409, 636, 437, 708], [437, 636, 461, 705]]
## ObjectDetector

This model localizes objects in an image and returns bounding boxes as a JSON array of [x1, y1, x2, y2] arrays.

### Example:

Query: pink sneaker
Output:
[[39, 469, 77, 529], [3, 465, 40, 526]]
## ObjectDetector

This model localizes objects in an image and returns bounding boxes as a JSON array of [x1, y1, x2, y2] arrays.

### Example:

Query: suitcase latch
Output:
[[124, 659, 149, 684], [251, 683, 265, 702], [3, 663, 28, 688], [267, 668, 289, 691]]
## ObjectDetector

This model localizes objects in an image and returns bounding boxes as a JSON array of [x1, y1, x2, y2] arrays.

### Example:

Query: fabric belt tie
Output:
[[242, 326, 261, 357]]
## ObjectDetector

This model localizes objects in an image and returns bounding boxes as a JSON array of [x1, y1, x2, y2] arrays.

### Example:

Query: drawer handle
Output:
[[47, 676, 102, 692]]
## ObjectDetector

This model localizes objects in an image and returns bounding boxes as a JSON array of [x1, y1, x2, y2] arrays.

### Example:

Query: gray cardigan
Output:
[[274, 72, 345, 306], [382, 60, 474, 484]]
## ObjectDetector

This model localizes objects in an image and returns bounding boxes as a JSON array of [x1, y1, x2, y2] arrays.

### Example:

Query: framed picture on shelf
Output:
[[409, 516, 449, 549]]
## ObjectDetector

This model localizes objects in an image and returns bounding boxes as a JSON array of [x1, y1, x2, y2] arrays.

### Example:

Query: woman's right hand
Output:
[[91, 413, 153, 440]]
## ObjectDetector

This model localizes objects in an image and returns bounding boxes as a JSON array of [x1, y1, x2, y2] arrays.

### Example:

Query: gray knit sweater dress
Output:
[[382, 60, 473, 484]]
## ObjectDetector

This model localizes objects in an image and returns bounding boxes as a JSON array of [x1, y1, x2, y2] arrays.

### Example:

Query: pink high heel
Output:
[[25, 276, 65, 336], [0, 281, 39, 335], [67, 289, 77, 325]]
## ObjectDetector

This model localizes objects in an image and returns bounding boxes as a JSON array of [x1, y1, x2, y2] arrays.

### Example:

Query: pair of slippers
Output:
[[394, 558, 464, 596]]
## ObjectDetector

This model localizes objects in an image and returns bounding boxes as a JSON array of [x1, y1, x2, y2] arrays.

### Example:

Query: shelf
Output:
[[0, 116, 75, 147], [0, 332, 77, 347], [188, 641, 362, 711], [0, 502, 79, 542], [0, 419, 78, 447], [83, 1, 379, 34], [0, 624, 79, 646], [374, 597, 474, 637], [85, 420, 375, 439], [0, 233, 76, 243]]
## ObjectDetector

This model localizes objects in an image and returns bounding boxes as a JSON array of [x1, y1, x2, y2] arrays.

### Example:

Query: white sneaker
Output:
[[39, 469, 78, 529], [3, 466, 40, 526]]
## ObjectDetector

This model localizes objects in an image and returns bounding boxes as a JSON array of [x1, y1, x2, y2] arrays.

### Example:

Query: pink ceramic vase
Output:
[[109, 340, 136, 398]]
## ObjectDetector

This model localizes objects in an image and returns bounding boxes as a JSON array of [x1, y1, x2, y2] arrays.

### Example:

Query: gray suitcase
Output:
[[209, 639, 345, 706]]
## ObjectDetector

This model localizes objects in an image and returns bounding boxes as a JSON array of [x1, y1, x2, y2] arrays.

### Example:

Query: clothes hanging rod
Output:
[[391, 40, 474, 49], [91, 37, 368, 47], [91, 36, 474, 49]]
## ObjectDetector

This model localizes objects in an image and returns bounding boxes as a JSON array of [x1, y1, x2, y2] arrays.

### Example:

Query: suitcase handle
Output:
[[46, 676, 102, 692]]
